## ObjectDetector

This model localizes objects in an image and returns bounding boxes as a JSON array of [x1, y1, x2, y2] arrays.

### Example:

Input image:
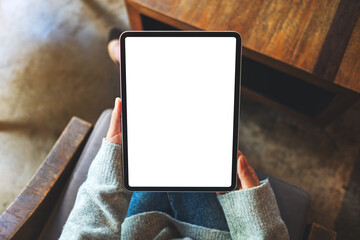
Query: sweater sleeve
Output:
[[217, 179, 289, 240], [59, 138, 132, 240]]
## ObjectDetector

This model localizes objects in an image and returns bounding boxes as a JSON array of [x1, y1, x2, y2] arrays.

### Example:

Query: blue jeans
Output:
[[126, 192, 229, 231]]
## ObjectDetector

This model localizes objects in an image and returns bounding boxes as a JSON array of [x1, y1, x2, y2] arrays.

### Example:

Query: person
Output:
[[59, 39, 290, 240]]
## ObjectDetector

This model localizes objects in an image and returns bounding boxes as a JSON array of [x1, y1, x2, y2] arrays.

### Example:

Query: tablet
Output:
[[120, 31, 241, 191]]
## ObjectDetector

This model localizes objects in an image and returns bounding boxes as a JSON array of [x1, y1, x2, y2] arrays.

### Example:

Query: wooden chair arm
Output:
[[0, 117, 92, 240], [306, 223, 336, 240]]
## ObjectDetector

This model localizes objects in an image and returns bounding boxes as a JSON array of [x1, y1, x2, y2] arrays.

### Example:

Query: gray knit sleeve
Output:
[[217, 179, 289, 240], [59, 138, 132, 240]]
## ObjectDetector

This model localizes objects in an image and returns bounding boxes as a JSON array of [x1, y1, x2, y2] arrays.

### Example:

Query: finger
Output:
[[106, 98, 122, 139], [245, 158, 260, 187], [237, 150, 242, 189], [107, 40, 120, 65], [236, 173, 242, 190], [112, 97, 122, 133], [237, 155, 260, 189]]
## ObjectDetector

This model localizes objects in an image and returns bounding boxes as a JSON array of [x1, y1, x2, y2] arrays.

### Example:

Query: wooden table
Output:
[[125, 0, 360, 124]]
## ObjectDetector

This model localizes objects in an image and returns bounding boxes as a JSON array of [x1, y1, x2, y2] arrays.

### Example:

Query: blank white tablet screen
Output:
[[125, 36, 237, 187]]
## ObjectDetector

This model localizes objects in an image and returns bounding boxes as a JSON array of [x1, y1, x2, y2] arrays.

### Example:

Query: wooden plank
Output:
[[126, 0, 360, 94], [241, 88, 317, 124], [334, 18, 360, 93], [125, 0, 144, 30], [0, 117, 92, 240], [313, 0, 360, 82], [306, 223, 336, 240], [125, 0, 198, 30], [315, 92, 360, 125]]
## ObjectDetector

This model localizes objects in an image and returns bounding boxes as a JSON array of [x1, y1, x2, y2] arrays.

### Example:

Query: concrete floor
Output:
[[239, 97, 360, 231], [1, 0, 359, 237], [0, 0, 129, 212]]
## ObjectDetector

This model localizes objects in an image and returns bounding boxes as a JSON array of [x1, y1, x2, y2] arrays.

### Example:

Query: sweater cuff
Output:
[[217, 179, 289, 239], [86, 138, 124, 187]]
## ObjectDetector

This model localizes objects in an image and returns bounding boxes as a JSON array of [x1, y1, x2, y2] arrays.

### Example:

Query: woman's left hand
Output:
[[236, 151, 260, 190], [217, 151, 260, 194]]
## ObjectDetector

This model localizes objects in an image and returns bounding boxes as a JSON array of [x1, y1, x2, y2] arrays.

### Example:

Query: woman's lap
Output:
[[126, 192, 229, 231], [126, 192, 173, 217]]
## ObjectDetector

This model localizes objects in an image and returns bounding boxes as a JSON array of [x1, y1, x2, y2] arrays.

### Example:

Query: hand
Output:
[[236, 150, 260, 190], [108, 39, 120, 65], [217, 151, 260, 194], [106, 97, 122, 145]]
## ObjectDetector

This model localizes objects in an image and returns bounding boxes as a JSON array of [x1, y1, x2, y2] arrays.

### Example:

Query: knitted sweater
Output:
[[59, 139, 289, 240]]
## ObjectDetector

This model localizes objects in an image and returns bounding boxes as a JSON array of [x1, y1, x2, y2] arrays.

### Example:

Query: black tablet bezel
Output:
[[120, 31, 242, 192]]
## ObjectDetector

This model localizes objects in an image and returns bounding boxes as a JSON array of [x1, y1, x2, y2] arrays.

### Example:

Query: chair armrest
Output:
[[0, 117, 92, 240], [306, 223, 336, 240]]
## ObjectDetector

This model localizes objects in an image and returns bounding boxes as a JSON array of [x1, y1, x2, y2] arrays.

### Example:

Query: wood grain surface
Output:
[[0, 117, 92, 240], [307, 223, 337, 240], [334, 17, 360, 93], [125, 0, 360, 94]]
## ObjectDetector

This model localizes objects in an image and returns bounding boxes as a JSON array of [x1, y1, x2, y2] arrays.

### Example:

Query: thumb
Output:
[[237, 154, 260, 189], [106, 98, 122, 144]]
